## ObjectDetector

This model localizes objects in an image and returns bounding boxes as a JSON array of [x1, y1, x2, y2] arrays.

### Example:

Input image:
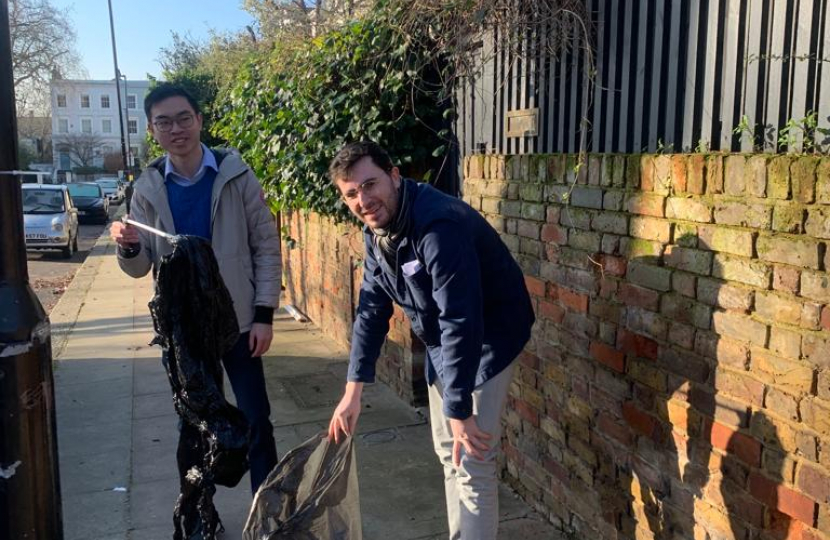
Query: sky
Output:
[[51, 0, 257, 81]]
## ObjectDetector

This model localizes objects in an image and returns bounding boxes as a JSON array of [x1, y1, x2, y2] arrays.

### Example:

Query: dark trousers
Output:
[[167, 332, 278, 495], [221, 332, 278, 493]]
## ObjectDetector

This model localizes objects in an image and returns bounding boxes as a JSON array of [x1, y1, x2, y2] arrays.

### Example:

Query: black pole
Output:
[[0, 0, 63, 538], [108, 0, 128, 174]]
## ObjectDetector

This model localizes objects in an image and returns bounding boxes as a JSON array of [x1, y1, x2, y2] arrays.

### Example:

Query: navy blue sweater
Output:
[[347, 179, 535, 419]]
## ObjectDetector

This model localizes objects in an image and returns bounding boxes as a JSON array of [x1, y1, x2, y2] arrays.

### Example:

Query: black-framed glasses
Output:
[[152, 114, 195, 133]]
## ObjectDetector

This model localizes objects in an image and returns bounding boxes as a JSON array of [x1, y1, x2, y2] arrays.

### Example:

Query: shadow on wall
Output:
[[608, 232, 805, 540]]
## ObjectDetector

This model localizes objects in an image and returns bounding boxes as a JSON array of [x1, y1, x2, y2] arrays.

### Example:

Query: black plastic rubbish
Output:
[[243, 432, 362, 540], [149, 235, 251, 540]]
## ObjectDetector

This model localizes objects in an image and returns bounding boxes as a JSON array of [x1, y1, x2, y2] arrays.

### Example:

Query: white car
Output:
[[22, 184, 79, 258], [95, 177, 125, 204]]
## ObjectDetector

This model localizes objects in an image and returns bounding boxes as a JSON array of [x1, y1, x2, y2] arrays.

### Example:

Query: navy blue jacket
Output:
[[347, 179, 535, 419]]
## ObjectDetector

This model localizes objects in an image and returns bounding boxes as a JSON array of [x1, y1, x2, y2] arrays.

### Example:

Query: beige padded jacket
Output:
[[117, 148, 281, 332]]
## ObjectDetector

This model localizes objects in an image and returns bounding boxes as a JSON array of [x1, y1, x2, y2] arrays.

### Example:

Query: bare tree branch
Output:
[[54, 133, 105, 169]]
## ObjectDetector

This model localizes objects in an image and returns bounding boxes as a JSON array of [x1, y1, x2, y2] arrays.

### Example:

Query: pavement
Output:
[[49, 219, 560, 540]]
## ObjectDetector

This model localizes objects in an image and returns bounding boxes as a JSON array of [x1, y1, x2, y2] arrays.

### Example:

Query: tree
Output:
[[55, 133, 105, 169], [242, 0, 373, 41], [10, 0, 84, 115]]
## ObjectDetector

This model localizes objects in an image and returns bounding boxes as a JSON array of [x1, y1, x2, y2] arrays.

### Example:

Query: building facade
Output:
[[50, 79, 151, 172]]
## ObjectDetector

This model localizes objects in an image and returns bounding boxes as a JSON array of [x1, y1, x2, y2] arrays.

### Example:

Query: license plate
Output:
[[25, 233, 48, 239]]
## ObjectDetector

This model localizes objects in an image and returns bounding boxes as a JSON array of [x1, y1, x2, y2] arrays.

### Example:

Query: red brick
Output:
[[590, 341, 625, 373], [672, 155, 688, 193], [538, 300, 565, 323], [617, 328, 659, 360], [797, 464, 830, 504], [513, 398, 540, 427], [749, 471, 818, 525], [525, 276, 545, 298], [821, 306, 830, 332], [775, 265, 802, 294], [622, 401, 658, 438], [708, 420, 762, 467], [618, 282, 661, 311], [518, 351, 540, 370], [559, 287, 589, 312], [768, 509, 805, 540], [597, 254, 627, 277], [596, 411, 633, 445], [541, 223, 568, 244]]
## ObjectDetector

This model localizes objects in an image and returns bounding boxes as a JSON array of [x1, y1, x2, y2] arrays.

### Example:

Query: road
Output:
[[27, 204, 120, 314]]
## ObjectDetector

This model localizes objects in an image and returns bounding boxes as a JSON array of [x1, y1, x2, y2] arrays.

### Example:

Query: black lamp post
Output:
[[0, 0, 63, 538]]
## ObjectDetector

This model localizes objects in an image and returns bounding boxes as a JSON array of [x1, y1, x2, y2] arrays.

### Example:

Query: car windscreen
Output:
[[96, 180, 118, 188], [23, 190, 65, 213], [68, 184, 102, 197]]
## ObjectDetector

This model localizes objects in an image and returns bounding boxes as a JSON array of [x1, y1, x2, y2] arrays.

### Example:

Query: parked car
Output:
[[67, 182, 109, 224], [95, 177, 125, 204], [22, 184, 79, 258]]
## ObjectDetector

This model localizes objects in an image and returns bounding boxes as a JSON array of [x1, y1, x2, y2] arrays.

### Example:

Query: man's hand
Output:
[[450, 416, 492, 467], [328, 382, 363, 443], [249, 323, 273, 357], [110, 219, 140, 247]]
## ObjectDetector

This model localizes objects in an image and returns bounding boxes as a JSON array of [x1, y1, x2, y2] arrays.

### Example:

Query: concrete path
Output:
[[50, 229, 560, 539]]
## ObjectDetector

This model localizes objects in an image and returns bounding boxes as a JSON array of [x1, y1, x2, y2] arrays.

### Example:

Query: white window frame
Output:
[[57, 118, 69, 134], [128, 119, 138, 134], [127, 94, 137, 109], [102, 119, 112, 134], [100, 94, 110, 108], [56, 94, 67, 107], [80, 94, 91, 108], [80, 118, 92, 134]]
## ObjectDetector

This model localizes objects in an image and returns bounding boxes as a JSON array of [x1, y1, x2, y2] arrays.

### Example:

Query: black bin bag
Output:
[[243, 432, 362, 540], [149, 235, 251, 539]]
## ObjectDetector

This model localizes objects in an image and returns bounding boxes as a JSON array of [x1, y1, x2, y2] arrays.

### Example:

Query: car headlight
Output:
[[52, 222, 64, 232]]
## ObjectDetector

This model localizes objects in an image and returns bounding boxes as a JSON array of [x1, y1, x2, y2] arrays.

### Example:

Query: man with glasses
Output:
[[109, 84, 280, 538], [327, 141, 535, 540]]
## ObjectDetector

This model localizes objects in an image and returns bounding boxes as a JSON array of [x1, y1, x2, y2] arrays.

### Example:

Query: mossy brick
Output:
[[571, 186, 604, 209], [621, 237, 664, 259], [568, 230, 602, 252], [625, 193, 666, 217], [801, 271, 830, 303], [696, 277, 754, 311], [714, 201, 772, 229], [520, 238, 544, 257], [516, 254, 541, 276], [625, 306, 669, 340], [660, 293, 712, 329], [519, 183, 544, 202], [484, 214, 506, 232], [500, 232, 520, 252], [547, 155, 566, 183], [697, 225, 755, 257], [587, 155, 601, 186], [754, 291, 805, 326], [516, 219, 541, 239], [576, 159, 589, 185], [672, 271, 697, 297], [768, 155, 793, 200], [603, 189, 625, 211], [805, 207, 830, 238], [545, 184, 570, 203], [792, 156, 819, 204], [506, 219, 517, 234], [772, 203, 806, 234], [706, 155, 725, 194], [817, 158, 830, 203], [674, 222, 699, 247], [724, 155, 747, 196], [558, 246, 594, 270], [521, 202, 546, 221], [653, 155, 672, 195], [746, 155, 768, 197], [630, 216, 673, 243], [672, 155, 688, 193], [532, 155, 548, 182], [612, 156, 627, 187], [628, 261, 673, 291], [665, 245, 713, 275], [560, 207, 593, 230], [687, 154, 706, 194], [599, 155, 613, 187], [507, 183, 519, 199], [712, 253, 772, 288], [601, 233, 621, 254], [481, 197, 501, 215], [712, 311, 768, 346], [666, 197, 713, 223], [626, 155, 642, 189], [757, 235, 821, 269], [501, 200, 522, 218], [592, 212, 628, 234]]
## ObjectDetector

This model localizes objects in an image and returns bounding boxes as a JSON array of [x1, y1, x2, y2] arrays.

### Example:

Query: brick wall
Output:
[[463, 153, 830, 540], [282, 210, 427, 405]]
